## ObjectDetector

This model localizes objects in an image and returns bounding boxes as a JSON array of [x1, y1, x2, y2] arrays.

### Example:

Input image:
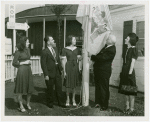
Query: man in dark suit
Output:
[[89, 34, 116, 111], [40, 35, 65, 108]]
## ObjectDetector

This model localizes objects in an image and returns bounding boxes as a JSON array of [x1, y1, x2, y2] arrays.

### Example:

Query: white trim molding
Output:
[[133, 15, 145, 33], [110, 5, 145, 14]]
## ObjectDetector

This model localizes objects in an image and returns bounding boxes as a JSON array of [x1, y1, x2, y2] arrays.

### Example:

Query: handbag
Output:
[[120, 85, 138, 94]]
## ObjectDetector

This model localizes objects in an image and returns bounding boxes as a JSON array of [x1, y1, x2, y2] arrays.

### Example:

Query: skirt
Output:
[[65, 61, 79, 89], [118, 69, 137, 96], [14, 65, 34, 94]]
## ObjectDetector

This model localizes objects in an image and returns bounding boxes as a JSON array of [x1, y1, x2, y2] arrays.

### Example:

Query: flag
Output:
[[76, 5, 113, 55], [76, 5, 92, 51], [89, 5, 112, 55]]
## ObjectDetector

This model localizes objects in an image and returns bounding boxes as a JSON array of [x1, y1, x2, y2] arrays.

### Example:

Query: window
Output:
[[136, 21, 145, 57], [75, 36, 83, 48]]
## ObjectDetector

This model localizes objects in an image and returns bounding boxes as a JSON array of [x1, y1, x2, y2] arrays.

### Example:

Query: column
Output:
[[43, 18, 45, 49], [11, 29, 16, 82], [64, 17, 66, 47], [26, 19, 28, 37]]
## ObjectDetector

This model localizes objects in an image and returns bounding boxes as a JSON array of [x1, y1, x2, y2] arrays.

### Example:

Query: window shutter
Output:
[[122, 20, 133, 58]]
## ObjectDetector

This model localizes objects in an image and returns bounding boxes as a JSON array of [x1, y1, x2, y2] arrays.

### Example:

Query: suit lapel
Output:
[[46, 47, 55, 61]]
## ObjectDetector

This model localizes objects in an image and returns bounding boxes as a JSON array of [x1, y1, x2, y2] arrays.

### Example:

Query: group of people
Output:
[[12, 32, 139, 115]]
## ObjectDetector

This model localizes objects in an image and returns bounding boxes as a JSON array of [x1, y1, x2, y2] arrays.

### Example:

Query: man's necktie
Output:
[[51, 47, 56, 58], [51, 47, 58, 64]]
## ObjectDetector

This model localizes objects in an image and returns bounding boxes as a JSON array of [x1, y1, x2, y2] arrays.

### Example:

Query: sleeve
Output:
[[12, 51, 20, 68], [55, 48, 63, 71], [132, 47, 138, 60], [61, 48, 66, 58], [40, 50, 49, 76], [91, 49, 116, 62]]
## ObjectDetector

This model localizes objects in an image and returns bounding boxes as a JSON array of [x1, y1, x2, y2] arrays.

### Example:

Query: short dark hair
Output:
[[17, 36, 28, 51], [128, 33, 139, 46], [66, 35, 74, 46], [44, 35, 53, 44]]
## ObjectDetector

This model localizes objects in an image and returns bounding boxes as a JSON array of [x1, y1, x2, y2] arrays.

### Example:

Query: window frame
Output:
[[133, 15, 145, 59]]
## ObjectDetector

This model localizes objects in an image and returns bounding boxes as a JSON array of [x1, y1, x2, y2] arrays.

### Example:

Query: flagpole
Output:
[[82, 5, 91, 106], [82, 24, 89, 106]]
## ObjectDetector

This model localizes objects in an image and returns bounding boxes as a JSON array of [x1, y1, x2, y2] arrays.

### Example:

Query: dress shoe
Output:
[[95, 104, 100, 108], [47, 104, 53, 108], [100, 107, 107, 111], [59, 104, 66, 108]]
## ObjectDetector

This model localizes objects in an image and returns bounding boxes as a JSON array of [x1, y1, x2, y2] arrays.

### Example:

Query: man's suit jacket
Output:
[[91, 45, 116, 73], [40, 47, 63, 78]]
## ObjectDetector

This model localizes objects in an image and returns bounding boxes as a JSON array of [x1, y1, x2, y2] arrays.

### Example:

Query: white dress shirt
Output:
[[47, 46, 58, 64], [48, 46, 55, 57]]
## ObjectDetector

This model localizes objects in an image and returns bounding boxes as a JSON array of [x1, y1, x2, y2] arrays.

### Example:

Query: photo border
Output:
[[1, 0, 149, 121]]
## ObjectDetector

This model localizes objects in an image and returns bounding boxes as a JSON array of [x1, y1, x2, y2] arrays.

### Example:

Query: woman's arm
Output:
[[12, 51, 20, 68], [62, 57, 67, 76], [129, 58, 136, 74], [20, 60, 31, 65], [77, 55, 82, 71]]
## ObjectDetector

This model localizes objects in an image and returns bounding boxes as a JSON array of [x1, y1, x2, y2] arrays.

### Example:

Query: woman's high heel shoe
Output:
[[127, 109, 135, 115], [66, 100, 70, 106], [72, 100, 77, 106], [123, 109, 130, 114], [18, 107, 26, 112], [27, 105, 31, 110]]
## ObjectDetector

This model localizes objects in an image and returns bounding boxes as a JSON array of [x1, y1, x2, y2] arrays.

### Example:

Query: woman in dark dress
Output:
[[61, 35, 82, 106], [118, 33, 139, 114], [12, 36, 34, 112]]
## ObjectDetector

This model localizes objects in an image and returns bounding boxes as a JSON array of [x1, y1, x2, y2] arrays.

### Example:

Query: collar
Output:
[[65, 46, 77, 51], [106, 45, 113, 49], [47, 46, 53, 49]]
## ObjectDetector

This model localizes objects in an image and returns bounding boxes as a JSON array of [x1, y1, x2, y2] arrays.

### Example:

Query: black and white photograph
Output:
[[1, 0, 149, 121]]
